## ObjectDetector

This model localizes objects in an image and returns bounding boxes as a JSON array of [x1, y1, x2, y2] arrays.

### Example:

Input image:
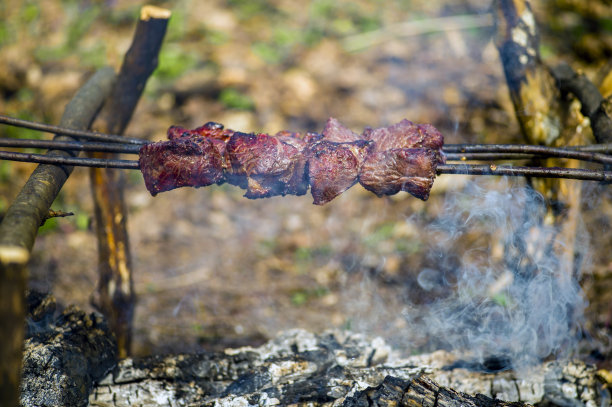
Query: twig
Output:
[[552, 62, 612, 144], [41, 210, 75, 226], [0, 114, 147, 145], [342, 13, 493, 52]]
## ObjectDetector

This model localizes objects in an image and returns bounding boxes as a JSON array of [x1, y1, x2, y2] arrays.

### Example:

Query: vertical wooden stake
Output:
[[89, 5, 171, 358]]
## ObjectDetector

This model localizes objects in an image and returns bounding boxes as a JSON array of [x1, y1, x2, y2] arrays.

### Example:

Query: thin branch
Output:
[[342, 13, 493, 52], [0, 114, 148, 145], [552, 62, 612, 144], [89, 5, 171, 359]]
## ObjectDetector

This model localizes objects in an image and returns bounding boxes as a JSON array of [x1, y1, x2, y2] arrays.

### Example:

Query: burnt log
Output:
[[89, 330, 608, 407], [20, 292, 116, 407]]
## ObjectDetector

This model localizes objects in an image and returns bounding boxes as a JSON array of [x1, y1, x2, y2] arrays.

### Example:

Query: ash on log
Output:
[[89, 329, 609, 406], [88, 5, 170, 358], [0, 67, 115, 407], [20, 292, 116, 407]]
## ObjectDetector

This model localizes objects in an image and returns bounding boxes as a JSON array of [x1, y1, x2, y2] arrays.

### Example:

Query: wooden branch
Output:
[[494, 0, 563, 146], [89, 5, 170, 358], [0, 67, 115, 407], [552, 62, 612, 144], [493, 0, 589, 281]]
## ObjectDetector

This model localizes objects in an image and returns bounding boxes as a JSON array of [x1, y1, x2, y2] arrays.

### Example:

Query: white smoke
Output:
[[414, 178, 588, 370]]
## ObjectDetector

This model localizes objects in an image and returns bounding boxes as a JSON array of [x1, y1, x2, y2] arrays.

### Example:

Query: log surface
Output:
[[89, 329, 608, 407]]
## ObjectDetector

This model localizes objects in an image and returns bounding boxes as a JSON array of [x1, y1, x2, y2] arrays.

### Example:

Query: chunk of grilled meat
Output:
[[138, 118, 444, 204]]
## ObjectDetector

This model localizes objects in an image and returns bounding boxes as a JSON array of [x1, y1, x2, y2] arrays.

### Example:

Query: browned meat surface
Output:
[[359, 148, 439, 200], [306, 140, 370, 205], [138, 118, 445, 203], [364, 120, 444, 152], [321, 117, 361, 143], [226, 132, 308, 198], [139, 137, 224, 196]]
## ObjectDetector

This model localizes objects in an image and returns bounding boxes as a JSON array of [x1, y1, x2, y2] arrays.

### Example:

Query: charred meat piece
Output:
[[140, 118, 445, 203], [167, 125, 189, 140], [321, 117, 361, 143], [359, 148, 438, 200], [306, 140, 371, 205], [139, 137, 225, 196], [226, 132, 308, 198], [364, 119, 444, 159]]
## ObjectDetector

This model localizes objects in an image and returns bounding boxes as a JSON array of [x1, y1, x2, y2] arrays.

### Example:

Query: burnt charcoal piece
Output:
[[21, 292, 117, 407], [307, 140, 370, 205], [363, 119, 444, 154], [322, 117, 361, 143], [226, 132, 308, 198], [139, 137, 225, 196], [359, 148, 438, 200]]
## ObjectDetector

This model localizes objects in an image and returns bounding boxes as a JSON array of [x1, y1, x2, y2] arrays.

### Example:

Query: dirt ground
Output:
[[2, 0, 612, 366]]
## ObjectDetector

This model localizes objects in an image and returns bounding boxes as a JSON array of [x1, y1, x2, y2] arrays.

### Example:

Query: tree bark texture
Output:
[[494, 0, 591, 280], [0, 67, 115, 407], [89, 330, 609, 407], [88, 5, 170, 358]]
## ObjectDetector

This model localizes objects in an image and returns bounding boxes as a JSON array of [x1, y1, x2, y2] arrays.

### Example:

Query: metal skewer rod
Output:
[[1, 150, 611, 182], [0, 114, 149, 145], [437, 164, 612, 182], [0, 151, 140, 169], [2, 136, 612, 166], [0, 138, 142, 154], [443, 144, 612, 165]]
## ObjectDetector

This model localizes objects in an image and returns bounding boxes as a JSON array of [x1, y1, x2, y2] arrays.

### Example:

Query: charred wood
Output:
[[552, 62, 612, 145], [89, 330, 608, 407], [20, 292, 117, 407]]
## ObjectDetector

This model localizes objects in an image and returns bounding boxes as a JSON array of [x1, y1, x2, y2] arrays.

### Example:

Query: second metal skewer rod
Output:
[[0, 114, 148, 145], [0, 138, 143, 154], [2, 150, 611, 182]]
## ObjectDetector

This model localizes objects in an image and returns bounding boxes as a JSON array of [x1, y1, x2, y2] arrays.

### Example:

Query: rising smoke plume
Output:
[[345, 177, 589, 371]]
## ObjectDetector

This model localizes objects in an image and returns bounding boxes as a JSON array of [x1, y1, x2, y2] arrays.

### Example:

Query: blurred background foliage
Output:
[[0, 0, 611, 356]]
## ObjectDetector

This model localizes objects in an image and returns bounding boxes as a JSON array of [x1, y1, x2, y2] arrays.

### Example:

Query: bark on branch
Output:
[[89, 5, 170, 358], [0, 67, 115, 407], [552, 62, 612, 144]]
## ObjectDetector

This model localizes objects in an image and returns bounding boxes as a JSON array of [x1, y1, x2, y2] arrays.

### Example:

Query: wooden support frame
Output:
[[0, 67, 116, 407], [89, 5, 171, 358]]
